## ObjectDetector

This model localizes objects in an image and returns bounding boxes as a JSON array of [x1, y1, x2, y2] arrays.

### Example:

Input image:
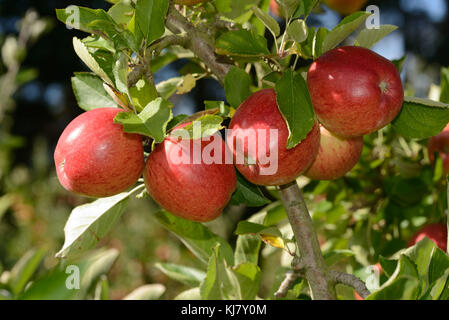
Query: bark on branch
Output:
[[330, 270, 371, 299], [278, 182, 336, 300]]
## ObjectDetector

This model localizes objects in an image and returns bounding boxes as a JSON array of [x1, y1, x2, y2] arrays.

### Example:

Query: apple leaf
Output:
[[287, 19, 308, 44], [321, 11, 371, 54], [170, 114, 224, 140], [129, 78, 158, 112], [135, 0, 169, 44], [56, 6, 109, 34], [275, 69, 315, 149], [251, 5, 280, 37], [354, 25, 398, 49], [123, 284, 166, 300], [224, 67, 252, 108], [366, 254, 420, 300], [154, 210, 234, 266], [72, 37, 114, 86], [156, 77, 184, 100], [391, 97, 449, 139], [204, 100, 231, 117], [276, 0, 300, 18], [71, 72, 118, 111], [114, 97, 173, 143], [56, 185, 144, 259], [113, 52, 129, 96], [108, 2, 134, 26], [293, 0, 319, 18], [313, 27, 330, 58], [200, 244, 241, 300], [174, 287, 201, 300], [22, 249, 119, 300], [216, 30, 270, 58], [229, 172, 271, 207], [232, 263, 261, 300], [154, 263, 206, 287]]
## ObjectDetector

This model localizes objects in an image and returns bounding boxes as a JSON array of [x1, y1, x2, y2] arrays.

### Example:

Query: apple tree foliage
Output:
[[48, 0, 449, 300]]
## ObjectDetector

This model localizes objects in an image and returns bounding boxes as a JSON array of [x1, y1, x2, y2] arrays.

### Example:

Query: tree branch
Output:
[[274, 271, 299, 299], [330, 270, 371, 299], [278, 182, 336, 300], [165, 5, 232, 85]]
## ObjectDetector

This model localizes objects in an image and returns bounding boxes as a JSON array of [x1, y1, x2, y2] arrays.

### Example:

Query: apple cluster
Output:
[[54, 46, 403, 222]]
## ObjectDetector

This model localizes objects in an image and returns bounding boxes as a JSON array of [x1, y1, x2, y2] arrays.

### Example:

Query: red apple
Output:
[[428, 123, 449, 174], [307, 46, 404, 138], [270, 0, 282, 18], [408, 223, 447, 252], [144, 124, 236, 222], [227, 89, 321, 186], [54, 108, 144, 198], [174, 0, 208, 5], [323, 0, 368, 16], [305, 125, 363, 180]]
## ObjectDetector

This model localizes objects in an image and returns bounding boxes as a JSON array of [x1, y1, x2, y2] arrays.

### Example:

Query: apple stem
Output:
[[278, 181, 336, 300]]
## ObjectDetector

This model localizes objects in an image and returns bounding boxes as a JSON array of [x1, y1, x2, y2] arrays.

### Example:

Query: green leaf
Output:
[[392, 56, 406, 73], [174, 287, 202, 300], [204, 101, 231, 117], [114, 97, 173, 143], [167, 114, 189, 131], [216, 30, 270, 58], [56, 186, 144, 259], [200, 244, 241, 300], [251, 5, 280, 37], [129, 78, 158, 112], [156, 77, 184, 100], [20, 249, 119, 300], [155, 263, 206, 287], [113, 52, 129, 95], [275, 69, 315, 149], [224, 67, 252, 108], [323, 250, 354, 267], [135, 0, 169, 44], [71, 73, 117, 111], [154, 210, 234, 266], [321, 12, 371, 54], [108, 2, 134, 25], [313, 27, 330, 58], [229, 172, 271, 207], [287, 19, 308, 43], [276, 0, 300, 18], [367, 255, 420, 300], [392, 97, 449, 139], [56, 6, 109, 33], [233, 263, 261, 300], [235, 221, 282, 237], [354, 25, 398, 48], [73, 37, 114, 86], [171, 114, 224, 140], [123, 284, 166, 300], [8, 249, 46, 296]]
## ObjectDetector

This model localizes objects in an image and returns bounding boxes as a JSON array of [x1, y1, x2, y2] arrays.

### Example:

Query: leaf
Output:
[[224, 67, 252, 108], [114, 97, 173, 143], [108, 2, 134, 25], [216, 30, 270, 58], [232, 263, 261, 300], [200, 244, 241, 300], [154, 210, 234, 266], [55, 186, 144, 259], [8, 249, 46, 296], [154, 263, 206, 287], [391, 97, 449, 139], [56, 6, 109, 34], [354, 25, 398, 48], [72, 37, 114, 86], [204, 100, 231, 117], [440, 67, 449, 104], [71, 73, 117, 111], [235, 221, 284, 249], [20, 249, 119, 300], [174, 287, 202, 300], [170, 114, 224, 140], [176, 74, 197, 95], [367, 255, 420, 300], [287, 19, 308, 43], [392, 56, 406, 73], [156, 77, 184, 100], [113, 52, 129, 95], [313, 27, 330, 58], [276, 0, 300, 18], [321, 12, 371, 54], [323, 249, 355, 267], [135, 0, 169, 44], [251, 5, 280, 37], [275, 69, 315, 149], [129, 78, 158, 111], [123, 284, 166, 300], [229, 172, 271, 207]]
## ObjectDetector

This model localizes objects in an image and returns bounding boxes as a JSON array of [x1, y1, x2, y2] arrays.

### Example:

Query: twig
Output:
[[278, 182, 336, 300], [330, 270, 371, 299], [274, 271, 299, 299]]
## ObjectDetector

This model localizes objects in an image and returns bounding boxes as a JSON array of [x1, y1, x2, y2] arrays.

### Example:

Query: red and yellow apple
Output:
[[144, 124, 236, 222], [270, 0, 282, 18], [227, 89, 320, 186], [408, 223, 447, 252], [307, 46, 404, 138], [54, 108, 144, 198], [323, 0, 368, 16], [428, 123, 449, 174], [305, 125, 363, 180]]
